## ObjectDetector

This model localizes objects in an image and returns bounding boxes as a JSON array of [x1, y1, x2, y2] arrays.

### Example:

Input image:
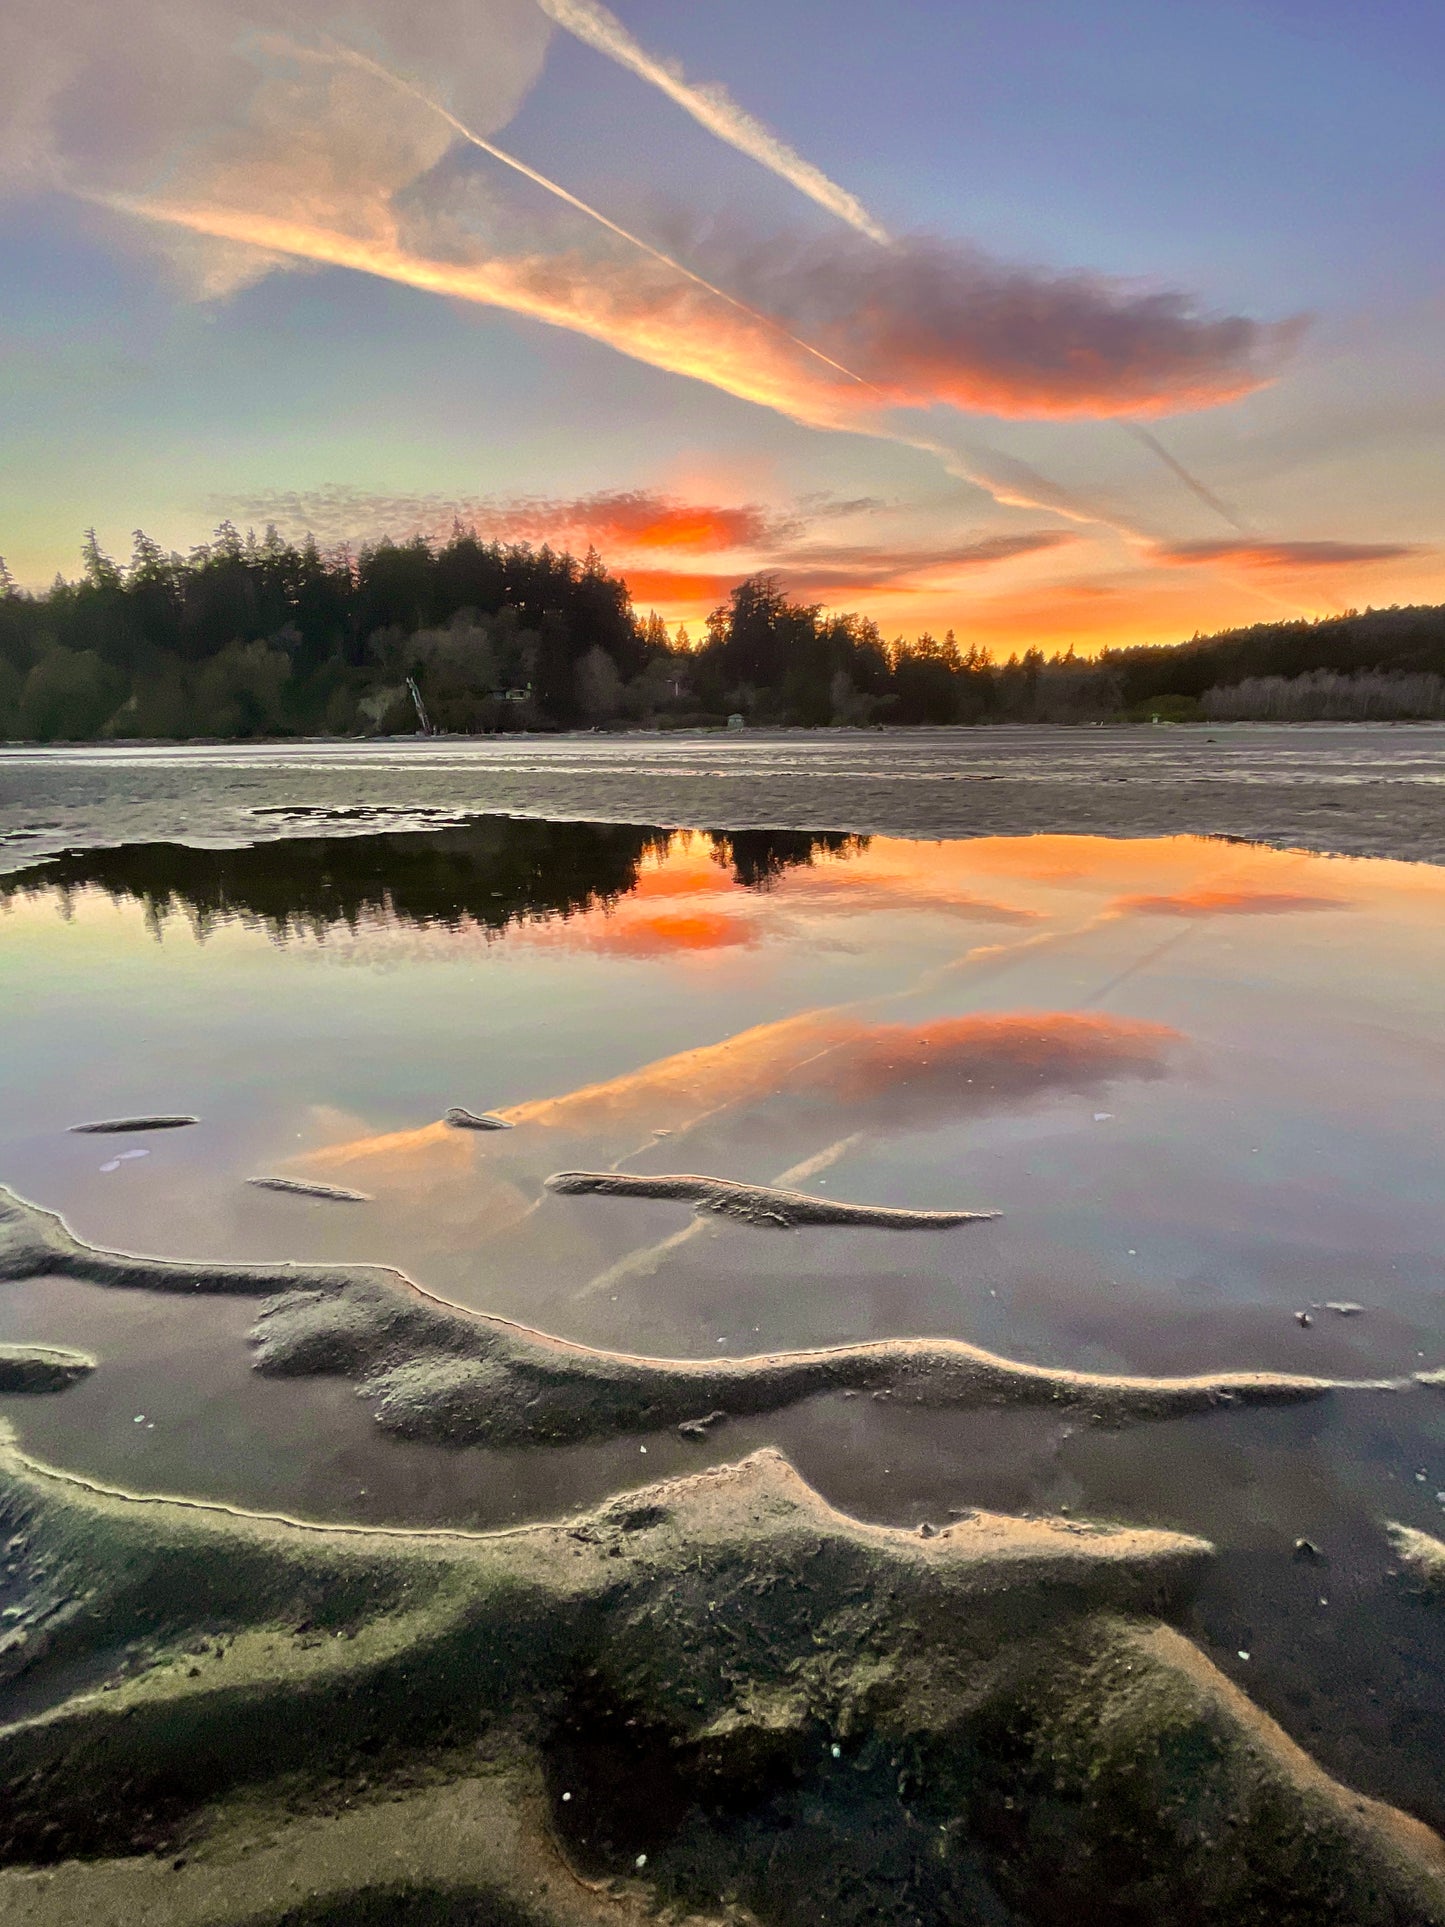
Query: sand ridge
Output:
[[0, 1184, 1398, 1447], [544, 1169, 997, 1228]]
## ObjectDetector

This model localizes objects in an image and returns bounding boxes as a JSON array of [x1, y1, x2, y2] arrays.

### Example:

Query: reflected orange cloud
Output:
[[1111, 886, 1348, 918], [505, 1006, 1178, 1139], [523, 905, 759, 959], [801, 1011, 1178, 1124], [779, 867, 1040, 924]]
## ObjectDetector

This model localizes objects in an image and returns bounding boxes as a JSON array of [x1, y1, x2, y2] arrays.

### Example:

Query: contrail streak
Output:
[[533, 0, 891, 244], [328, 40, 883, 396], [1126, 425, 1249, 533], [1126, 425, 1343, 614]]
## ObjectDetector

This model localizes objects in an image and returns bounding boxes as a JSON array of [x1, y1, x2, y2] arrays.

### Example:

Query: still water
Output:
[[0, 816, 1442, 1818]]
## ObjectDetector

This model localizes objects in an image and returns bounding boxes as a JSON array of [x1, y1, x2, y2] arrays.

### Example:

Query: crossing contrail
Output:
[[330, 40, 884, 395], [533, 0, 891, 244]]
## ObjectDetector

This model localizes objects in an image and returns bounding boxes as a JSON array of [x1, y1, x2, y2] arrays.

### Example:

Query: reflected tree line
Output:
[[1, 524, 1442, 740], [0, 819, 866, 941]]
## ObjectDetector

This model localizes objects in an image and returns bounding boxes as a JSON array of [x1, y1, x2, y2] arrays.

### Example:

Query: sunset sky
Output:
[[2, 0, 1441, 652]]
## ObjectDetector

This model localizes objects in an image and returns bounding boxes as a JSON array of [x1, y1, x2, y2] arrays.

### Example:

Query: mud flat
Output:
[[2, 727, 1444, 865], [0, 1185, 1394, 1447], [0, 1427, 1440, 1926], [545, 1170, 996, 1228]]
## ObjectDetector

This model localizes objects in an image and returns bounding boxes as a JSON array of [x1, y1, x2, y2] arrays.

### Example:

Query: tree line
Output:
[[1, 524, 1441, 740]]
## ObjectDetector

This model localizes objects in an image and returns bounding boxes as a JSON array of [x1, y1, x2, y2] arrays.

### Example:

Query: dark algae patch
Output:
[[0, 1186, 1391, 1446], [0, 1348, 94, 1395], [0, 1430, 1441, 1926]]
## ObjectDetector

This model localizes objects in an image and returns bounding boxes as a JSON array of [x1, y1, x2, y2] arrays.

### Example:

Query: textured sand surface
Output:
[[3, 725, 1443, 868]]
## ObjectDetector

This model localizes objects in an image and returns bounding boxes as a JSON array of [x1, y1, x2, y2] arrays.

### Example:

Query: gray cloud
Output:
[[2, 0, 550, 290]]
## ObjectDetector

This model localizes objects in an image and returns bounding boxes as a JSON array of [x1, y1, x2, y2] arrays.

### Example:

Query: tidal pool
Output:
[[0, 814, 1442, 1828]]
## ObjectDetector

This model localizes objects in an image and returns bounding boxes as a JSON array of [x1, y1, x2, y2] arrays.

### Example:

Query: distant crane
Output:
[[406, 675, 434, 736]]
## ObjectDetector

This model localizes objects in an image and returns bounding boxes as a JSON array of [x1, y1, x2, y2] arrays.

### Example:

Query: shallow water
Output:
[[0, 813, 1442, 1822]]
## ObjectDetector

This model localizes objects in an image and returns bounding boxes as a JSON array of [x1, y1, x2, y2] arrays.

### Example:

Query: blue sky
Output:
[[1, 0, 1440, 649]]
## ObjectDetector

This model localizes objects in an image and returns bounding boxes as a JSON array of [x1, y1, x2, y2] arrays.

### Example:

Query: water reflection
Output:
[[0, 820, 865, 942], [0, 818, 1442, 1830]]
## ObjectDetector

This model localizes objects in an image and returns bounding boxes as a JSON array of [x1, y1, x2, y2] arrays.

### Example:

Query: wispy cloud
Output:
[[114, 183, 1300, 432], [26, 0, 1302, 561], [533, 0, 890, 243]]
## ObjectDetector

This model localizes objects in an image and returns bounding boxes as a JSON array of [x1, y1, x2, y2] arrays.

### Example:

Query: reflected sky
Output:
[[0, 818, 1443, 1819]]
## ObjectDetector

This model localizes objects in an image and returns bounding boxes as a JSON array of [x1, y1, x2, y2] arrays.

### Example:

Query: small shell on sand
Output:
[[545, 1170, 995, 1230], [68, 1115, 198, 1134], [444, 1108, 513, 1131], [246, 1177, 372, 1203]]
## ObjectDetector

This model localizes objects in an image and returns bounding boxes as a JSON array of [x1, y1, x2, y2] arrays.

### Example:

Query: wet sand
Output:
[[0, 792, 1441, 1915]]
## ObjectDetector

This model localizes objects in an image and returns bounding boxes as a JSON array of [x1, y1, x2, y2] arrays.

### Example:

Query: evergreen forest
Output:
[[1, 524, 1442, 741]]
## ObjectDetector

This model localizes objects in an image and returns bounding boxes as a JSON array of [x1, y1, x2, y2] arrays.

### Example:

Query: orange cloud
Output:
[[1110, 887, 1348, 918], [620, 567, 744, 607], [110, 188, 1297, 433], [469, 490, 796, 554], [1151, 539, 1426, 570]]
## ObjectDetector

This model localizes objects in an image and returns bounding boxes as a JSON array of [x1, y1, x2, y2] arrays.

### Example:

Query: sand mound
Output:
[[545, 1170, 996, 1228], [0, 1429, 1439, 1925], [1386, 1521, 1445, 1601], [444, 1107, 513, 1130], [247, 1177, 373, 1203]]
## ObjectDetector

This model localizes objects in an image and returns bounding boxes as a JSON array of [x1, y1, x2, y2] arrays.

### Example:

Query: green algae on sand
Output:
[[0, 1427, 1441, 1926]]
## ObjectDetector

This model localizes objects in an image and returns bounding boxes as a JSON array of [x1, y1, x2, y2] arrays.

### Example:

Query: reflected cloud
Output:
[[1111, 886, 1349, 918], [779, 868, 1040, 925], [505, 1007, 1179, 1139], [522, 904, 760, 959]]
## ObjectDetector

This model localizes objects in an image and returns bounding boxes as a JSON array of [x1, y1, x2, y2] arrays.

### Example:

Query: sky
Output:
[[1, 0, 1442, 653]]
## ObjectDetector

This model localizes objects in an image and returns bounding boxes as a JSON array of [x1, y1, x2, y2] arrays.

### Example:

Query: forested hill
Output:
[[1, 524, 1442, 739]]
